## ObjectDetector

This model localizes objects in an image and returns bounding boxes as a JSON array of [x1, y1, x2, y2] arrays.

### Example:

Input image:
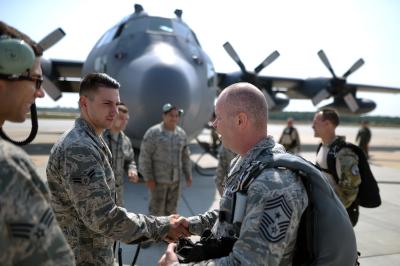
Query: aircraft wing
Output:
[[42, 59, 83, 93], [346, 83, 400, 94]]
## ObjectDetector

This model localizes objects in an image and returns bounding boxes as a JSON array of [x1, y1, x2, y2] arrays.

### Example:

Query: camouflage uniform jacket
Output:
[[102, 129, 137, 204], [355, 127, 371, 147], [214, 145, 236, 195], [278, 126, 301, 154], [139, 122, 191, 184], [46, 118, 171, 265], [0, 138, 75, 266], [185, 136, 309, 265], [316, 136, 361, 208]]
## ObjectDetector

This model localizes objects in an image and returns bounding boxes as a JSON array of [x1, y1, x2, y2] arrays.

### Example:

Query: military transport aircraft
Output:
[[39, 4, 400, 148]]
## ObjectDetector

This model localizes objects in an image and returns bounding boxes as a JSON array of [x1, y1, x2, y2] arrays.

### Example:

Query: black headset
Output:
[[0, 35, 39, 146]]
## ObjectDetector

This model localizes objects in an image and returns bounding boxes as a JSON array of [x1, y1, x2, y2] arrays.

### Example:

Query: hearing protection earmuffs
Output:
[[0, 35, 38, 146], [0, 35, 35, 76]]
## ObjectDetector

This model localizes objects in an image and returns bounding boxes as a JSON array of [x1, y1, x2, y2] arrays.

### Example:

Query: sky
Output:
[[1, 0, 400, 117]]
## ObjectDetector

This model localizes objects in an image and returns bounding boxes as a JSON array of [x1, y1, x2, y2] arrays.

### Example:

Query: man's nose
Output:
[[35, 87, 45, 98]]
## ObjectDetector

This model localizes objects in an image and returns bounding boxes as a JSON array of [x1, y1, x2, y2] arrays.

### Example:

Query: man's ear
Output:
[[79, 96, 87, 110], [237, 112, 248, 128]]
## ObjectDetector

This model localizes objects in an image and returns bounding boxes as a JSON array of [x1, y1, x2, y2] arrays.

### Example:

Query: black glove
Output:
[[175, 229, 237, 263]]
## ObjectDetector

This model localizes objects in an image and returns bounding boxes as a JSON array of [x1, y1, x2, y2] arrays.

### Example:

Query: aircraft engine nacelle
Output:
[[321, 97, 376, 114], [270, 93, 290, 111]]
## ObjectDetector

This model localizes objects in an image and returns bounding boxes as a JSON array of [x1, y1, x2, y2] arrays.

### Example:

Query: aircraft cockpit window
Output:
[[148, 18, 174, 33], [174, 23, 200, 45], [121, 18, 148, 37], [96, 26, 118, 47]]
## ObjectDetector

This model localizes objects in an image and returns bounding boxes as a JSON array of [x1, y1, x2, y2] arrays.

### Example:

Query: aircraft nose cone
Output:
[[116, 50, 204, 147], [141, 64, 190, 107]]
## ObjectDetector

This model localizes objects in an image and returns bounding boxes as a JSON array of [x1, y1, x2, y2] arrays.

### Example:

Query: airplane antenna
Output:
[[134, 4, 144, 14], [175, 9, 183, 19]]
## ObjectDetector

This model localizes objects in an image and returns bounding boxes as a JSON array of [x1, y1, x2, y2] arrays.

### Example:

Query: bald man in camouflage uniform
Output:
[[0, 21, 75, 265], [103, 103, 138, 207], [159, 82, 308, 265], [46, 74, 189, 265], [214, 145, 236, 196], [313, 109, 361, 226], [139, 103, 192, 217]]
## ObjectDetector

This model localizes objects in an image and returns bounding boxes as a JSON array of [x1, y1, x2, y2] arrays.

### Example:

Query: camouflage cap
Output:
[[162, 103, 184, 115], [0, 21, 43, 56]]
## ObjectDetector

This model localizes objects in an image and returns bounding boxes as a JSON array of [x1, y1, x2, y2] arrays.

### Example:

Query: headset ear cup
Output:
[[0, 38, 35, 75]]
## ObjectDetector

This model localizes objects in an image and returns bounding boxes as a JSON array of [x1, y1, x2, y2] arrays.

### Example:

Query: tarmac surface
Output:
[[3, 119, 400, 265]]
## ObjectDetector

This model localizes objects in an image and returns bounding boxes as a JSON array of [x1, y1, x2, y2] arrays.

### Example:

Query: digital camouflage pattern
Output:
[[214, 145, 236, 195], [102, 129, 137, 206], [186, 137, 308, 265], [139, 123, 191, 184], [278, 126, 301, 154], [356, 126, 371, 157], [0, 139, 75, 266], [316, 137, 361, 208], [46, 118, 171, 266], [139, 122, 191, 215]]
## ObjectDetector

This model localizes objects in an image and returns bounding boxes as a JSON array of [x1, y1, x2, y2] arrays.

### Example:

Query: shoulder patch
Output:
[[259, 195, 292, 243], [351, 164, 360, 176]]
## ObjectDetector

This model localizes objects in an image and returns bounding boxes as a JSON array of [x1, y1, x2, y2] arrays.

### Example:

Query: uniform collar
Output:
[[230, 136, 285, 175]]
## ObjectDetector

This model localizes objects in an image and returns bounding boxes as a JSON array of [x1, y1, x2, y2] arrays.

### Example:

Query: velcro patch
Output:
[[351, 164, 360, 176], [259, 195, 292, 243]]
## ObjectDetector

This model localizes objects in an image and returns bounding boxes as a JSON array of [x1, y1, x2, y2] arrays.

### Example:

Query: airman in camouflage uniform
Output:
[[46, 73, 189, 265], [159, 82, 308, 266], [139, 103, 192, 216], [278, 117, 301, 154], [0, 21, 75, 265], [214, 145, 236, 195], [313, 109, 361, 225], [103, 103, 138, 207], [355, 120, 371, 158]]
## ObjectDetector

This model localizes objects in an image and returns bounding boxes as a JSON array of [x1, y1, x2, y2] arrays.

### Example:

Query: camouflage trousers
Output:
[[148, 181, 180, 216]]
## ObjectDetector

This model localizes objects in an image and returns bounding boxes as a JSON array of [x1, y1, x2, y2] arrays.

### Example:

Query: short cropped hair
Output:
[[79, 73, 120, 98], [224, 83, 268, 130], [320, 108, 340, 127], [117, 102, 129, 114], [0, 21, 43, 56]]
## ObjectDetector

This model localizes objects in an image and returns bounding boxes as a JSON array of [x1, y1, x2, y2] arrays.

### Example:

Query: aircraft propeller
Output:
[[312, 49, 365, 112], [38, 28, 66, 100], [222, 42, 280, 109]]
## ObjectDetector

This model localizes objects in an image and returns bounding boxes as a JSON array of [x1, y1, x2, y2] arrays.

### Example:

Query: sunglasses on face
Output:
[[17, 76, 43, 90]]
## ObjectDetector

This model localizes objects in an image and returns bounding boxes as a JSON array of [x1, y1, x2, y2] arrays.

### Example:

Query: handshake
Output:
[[165, 214, 191, 242], [158, 214, 190, 266]]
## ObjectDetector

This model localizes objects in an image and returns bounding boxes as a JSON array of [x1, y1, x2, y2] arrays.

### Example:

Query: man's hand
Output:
[[128, 170, 139, 183], [165, 215, 191, 242], [186, 176, 192, 187], [158, 243, 178, 266], [146, 180, 156, 189]]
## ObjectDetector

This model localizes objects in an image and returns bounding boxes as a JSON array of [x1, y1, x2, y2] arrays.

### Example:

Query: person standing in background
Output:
[[139, 103, 192, 217], [278, 117, 301, 154], [356, 120, 372, 159], [103, 102, 139, 207]]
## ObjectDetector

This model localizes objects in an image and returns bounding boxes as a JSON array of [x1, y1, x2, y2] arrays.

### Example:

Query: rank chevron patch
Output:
[[259, 195, 292, 243]]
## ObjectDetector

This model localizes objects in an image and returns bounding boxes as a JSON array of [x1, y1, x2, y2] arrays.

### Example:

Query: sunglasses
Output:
[[17, 76, 44, 90]]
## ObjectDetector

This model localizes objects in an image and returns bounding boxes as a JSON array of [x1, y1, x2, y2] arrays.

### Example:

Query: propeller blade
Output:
[[254, 50, 280, 74], [38, 28, 65, 51], [43, 76, 62, 100], [223, 42, 247, 73], [342, 58, 365, 78], [317, 50, 336, 78], [343, 93, 359, 112], [261, 90, 276, 109], [312, 88, 331, 105]]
